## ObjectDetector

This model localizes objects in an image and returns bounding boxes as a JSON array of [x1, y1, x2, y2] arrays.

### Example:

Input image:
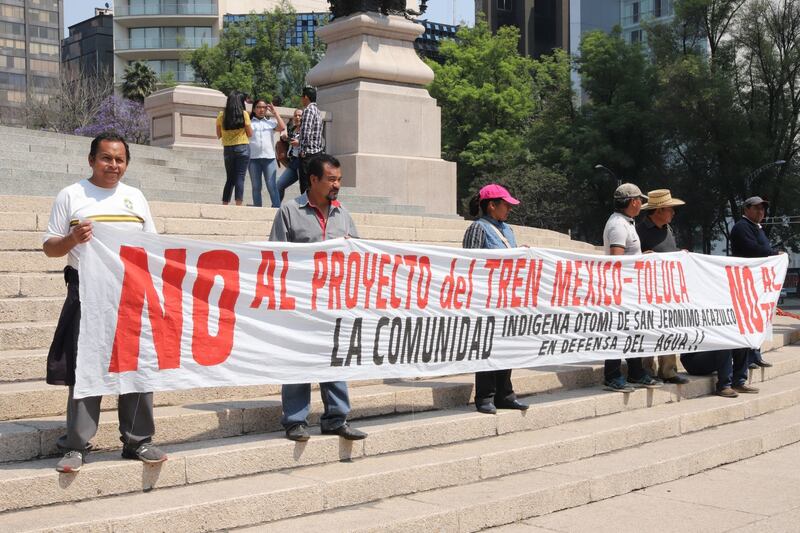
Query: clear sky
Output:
[[64, 0, 474, 36], [64, 0, 109, 35], [424, 0, 475, 27]]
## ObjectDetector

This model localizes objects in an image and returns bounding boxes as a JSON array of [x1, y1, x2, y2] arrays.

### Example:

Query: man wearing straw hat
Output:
[[636, 189, 691, 385]]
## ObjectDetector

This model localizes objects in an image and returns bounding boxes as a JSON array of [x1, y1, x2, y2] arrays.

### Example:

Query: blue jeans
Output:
[[281, 381, 351, 431], [680, 350, 748, 390], [248, 158, 278, 207], [222, 144, 250, 203], [276, 158, 300, 203]]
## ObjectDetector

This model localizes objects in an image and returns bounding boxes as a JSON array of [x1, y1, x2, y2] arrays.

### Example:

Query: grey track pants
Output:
[[56, 387, 155, 452]]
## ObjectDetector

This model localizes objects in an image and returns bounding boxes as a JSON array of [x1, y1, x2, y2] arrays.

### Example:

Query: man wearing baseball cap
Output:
[[463, 183, 529, 414], [636, 189, 690, 385], [730, 196, 782, 372], [602, 183, 662, 392]]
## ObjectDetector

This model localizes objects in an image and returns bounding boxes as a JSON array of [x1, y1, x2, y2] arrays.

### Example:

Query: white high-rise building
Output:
[[112, 0, 328, 86]]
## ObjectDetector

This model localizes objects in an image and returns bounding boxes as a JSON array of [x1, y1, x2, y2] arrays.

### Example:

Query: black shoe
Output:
[[121, 443, 167, 464], [496, 399, 529, 411], [754, 359, 773, 368], [662, 375, 690, 385], [476, 402, 497, 414], [285, 424, 310, 442], [321, 423, 367, 440]]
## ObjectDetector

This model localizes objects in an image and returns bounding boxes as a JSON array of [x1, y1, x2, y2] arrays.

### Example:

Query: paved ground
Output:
[[488, 440, 800, 533]]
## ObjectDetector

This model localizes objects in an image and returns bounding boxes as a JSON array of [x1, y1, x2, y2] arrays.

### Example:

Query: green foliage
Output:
[[121, 61, 158, 103], [568, 29, 665, 242], [158, 70, 178, 88], [426, 20, 536, 202], [473, 163, 575, 232], [188, 2, 325, 104]]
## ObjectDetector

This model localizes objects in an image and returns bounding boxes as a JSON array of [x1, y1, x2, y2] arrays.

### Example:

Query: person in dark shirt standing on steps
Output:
[[730, 196, 783, 369], [635, 189, 690, 385]]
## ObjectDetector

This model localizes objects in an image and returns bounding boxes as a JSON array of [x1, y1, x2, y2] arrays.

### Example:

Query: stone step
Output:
[[1, 340, 798, 464], [0, 297, 62, 323], [0, 232, 42, 251], [0, 321, 56, 351], [0, 350, 46, 382], [251, 403, 800, 533], [0, 157, 208, 179], [0, 196, 469, 229], [0, 273, 69, 298], [0, 252, 64, 273], [0, 126, 212, 163], [0, 361, 601, 460], [0, 146, 215, 172], [1, 373, 798, 529]]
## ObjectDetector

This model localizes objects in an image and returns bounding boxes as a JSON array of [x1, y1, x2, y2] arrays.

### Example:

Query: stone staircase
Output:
[[0, 125, 432, 215], [0, 188, 798, 530]]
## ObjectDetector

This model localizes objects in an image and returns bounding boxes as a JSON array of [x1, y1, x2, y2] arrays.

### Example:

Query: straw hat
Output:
[[641, 189, 685, 210]]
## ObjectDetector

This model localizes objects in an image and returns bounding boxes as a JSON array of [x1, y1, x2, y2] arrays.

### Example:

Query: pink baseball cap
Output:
[[479, 184, 520, 205]]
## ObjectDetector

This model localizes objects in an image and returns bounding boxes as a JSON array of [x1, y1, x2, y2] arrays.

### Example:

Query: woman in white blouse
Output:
[[248, 98, 286, 207]]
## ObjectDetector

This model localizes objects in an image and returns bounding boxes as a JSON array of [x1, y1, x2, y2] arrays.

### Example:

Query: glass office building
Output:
[[0, 0, 63, 123]]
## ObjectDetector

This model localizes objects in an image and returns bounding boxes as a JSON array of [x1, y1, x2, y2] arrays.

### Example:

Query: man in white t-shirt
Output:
[[601, 183, 663, 393], [43, 132, 167, 473]]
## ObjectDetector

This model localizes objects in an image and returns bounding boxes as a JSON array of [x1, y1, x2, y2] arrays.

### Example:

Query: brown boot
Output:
[[732, 384, 759, 394], [715, 387, 739, 398]]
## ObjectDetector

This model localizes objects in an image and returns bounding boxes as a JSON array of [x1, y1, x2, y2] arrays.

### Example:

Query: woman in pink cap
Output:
[[463, 183, 529, 414]]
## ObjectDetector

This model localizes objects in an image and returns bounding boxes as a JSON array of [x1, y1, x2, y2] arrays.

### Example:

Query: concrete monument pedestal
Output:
[[144, 86, 226, 150], [307, 12, 457, 215]]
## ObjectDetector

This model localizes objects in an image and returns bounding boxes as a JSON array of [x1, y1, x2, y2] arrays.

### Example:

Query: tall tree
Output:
[[121, 61, 158, 103], [736, 0, 800, 249], [426, 19, 537, 206], [647, 1, 754, 253], [24, 66, 113, 134], [570, 29, 664, 243], [189, 2, 325, 104]]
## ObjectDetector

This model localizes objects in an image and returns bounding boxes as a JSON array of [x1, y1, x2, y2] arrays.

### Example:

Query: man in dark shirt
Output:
[[636, 189, 690, 385], [730, 196, 782, 368], [730, 197, 779, 258]]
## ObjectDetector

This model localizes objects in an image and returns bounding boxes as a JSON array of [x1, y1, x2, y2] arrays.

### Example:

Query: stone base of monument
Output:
[[145, 86, 226, 150], [307, 12, 457, 216]]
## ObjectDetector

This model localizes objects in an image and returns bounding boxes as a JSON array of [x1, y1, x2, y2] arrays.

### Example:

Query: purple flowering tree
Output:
[[75, 95, 150, 145]]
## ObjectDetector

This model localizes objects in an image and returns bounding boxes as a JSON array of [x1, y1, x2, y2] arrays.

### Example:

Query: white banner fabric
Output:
[[74, 225, 788, 398]]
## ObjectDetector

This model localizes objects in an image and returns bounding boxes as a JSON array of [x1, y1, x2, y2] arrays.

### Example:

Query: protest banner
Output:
[[74, 225, 787, 398]]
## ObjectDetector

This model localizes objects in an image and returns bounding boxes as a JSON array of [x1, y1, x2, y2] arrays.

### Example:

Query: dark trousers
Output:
[[680, 350, 749, 390], [604, 358, 646, 382], [298, 152, 322, 194], [222, 144, 250, 203], [475, 370, 516, 406], [749, 348, 765, 365]]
